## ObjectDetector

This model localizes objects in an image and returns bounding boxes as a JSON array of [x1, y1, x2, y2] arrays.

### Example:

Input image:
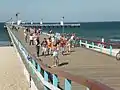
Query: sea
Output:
[[1, 21, 120, 46], [0, 23, 11, 46]]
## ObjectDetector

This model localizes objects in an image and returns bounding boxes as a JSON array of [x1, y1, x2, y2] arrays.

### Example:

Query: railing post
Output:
[[86, 87, 90, 90], [79, 40, 82, 47], [32, 59, 35, 75], [65, 79, 72, 90], [37, 64, 41, 81], [92, 42, 94, 48], [37, 64, 41, 72], [85, 41, 88, 48], [100, 44, 102, 52], [110, 45, 112, 56], [53, 74, 58, 87], [44, 71, 49, 90]]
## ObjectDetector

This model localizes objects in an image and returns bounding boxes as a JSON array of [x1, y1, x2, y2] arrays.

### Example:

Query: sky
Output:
[[0, 0, 120, 22]]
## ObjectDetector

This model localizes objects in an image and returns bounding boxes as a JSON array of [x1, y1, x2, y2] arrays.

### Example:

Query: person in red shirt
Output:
[[60, 35, 65, 55]]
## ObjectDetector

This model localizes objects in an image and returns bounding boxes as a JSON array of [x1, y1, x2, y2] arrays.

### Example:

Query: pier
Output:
[[6, 24, 120, 90], [14, 23, 80, 28]]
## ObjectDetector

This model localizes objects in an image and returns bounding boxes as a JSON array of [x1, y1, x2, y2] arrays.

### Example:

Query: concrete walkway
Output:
[[11, 27, 120, 90], [0, 47, 29, 90]]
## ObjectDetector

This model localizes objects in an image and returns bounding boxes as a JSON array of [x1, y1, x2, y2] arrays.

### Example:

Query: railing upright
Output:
[[65, 79, 72, 90]]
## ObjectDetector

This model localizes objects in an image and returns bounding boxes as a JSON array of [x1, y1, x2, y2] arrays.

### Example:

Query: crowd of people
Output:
[[23, 27, 76, 67]]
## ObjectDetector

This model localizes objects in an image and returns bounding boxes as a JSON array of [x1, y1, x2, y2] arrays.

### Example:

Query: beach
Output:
[[0, 46, 29, 90]]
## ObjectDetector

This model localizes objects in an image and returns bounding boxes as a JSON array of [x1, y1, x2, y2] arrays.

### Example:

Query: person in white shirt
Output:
[[51, 36, 55, 43], [70, 34, 75, 47], [29, 33, 34, 45], [101, 38, 104, 47], [24, 29, 28, 43]]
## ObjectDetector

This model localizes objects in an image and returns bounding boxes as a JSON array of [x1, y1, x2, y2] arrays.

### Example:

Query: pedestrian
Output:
[[29, 33, 34, 45], [35, 37, 40, 57], [41, 38, 48, 56], [52, 44, 59, 67]]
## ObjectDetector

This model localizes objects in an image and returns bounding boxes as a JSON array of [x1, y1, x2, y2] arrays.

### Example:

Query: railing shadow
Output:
[[58, 62, 69, 67]]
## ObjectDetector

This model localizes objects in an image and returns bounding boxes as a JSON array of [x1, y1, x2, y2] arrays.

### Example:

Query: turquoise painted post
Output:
[[79, 40, 82, 47], [110, 45, 112, 56], [100, 44, 102, 52], [37, 64, 41, 72], [53, 74, 58, 87], [37, 64, 41, 81], [92, 42, 94, 48], [85, 41, 88, 48], [65, 79, 72, 90], [44, 71, 49, 90]]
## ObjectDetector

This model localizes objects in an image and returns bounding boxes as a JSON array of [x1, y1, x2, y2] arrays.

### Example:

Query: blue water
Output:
[[0, 23, 11, 46], [27, 21, 120, 43], [1, 21, 120, 46]]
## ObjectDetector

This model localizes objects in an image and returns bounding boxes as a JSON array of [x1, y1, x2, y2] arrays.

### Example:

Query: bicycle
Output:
[[116, 51, 120, 60]]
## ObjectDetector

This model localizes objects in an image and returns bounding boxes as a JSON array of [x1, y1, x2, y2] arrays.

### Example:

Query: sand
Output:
[[0, 46, 29, 90]]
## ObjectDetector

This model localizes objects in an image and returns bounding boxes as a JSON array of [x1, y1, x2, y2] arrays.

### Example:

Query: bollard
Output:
[[65, 79, 72, 90], [110, 45, 112, 56]]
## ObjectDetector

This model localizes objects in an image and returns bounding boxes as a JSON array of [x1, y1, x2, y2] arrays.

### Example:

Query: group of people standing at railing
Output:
[[23, 28, 76, 67]]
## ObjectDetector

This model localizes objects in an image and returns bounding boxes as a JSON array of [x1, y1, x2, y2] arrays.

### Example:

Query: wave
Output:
[[109, 39, 120, 42]]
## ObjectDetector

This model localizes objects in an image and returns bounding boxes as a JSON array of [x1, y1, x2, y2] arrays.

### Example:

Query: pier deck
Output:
[[11, 27, 120, 90], [0, 47, 29, 90]]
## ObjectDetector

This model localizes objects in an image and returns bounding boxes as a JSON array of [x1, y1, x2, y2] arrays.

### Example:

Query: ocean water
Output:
[[29, 21, 120, 43], [0, 23, 11, 46], [1, 21, 120, 46]]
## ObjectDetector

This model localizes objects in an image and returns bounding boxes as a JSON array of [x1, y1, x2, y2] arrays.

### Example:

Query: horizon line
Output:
[[1, 20, 120, 23]]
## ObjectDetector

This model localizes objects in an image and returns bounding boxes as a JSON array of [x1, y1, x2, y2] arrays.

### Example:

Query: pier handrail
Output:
[[7, 25, 114, 90], [78, 37, 120, 47]]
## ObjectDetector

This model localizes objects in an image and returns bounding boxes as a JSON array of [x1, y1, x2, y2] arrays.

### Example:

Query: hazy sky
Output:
[[0, 0, 120, 22]]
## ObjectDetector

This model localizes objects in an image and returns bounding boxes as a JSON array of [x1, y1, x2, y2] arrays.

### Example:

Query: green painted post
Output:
[[79, 40, 82, 46], [110, 45, 112, 56]]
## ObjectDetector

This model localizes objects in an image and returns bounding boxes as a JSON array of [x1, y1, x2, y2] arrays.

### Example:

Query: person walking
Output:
[[29, 33, 34, 45], [35, 37, 40, 57], [24, 29, 28, 43], [41, 38, 48, 56], [52, 44, 59, 67]]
